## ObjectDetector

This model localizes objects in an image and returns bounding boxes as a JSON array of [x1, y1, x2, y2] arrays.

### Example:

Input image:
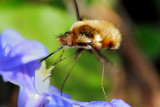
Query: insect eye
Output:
[[57, 32, 71, 38], [64, 32, 71, 35]]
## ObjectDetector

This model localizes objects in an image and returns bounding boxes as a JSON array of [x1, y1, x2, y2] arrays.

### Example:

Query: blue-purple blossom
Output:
[[0, 29, 49, 106], [0, 29, 48, 83], [0, 29, 131, 107]]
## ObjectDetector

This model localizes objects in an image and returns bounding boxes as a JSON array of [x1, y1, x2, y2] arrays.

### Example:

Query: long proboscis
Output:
[[40, 46, 63, 62]]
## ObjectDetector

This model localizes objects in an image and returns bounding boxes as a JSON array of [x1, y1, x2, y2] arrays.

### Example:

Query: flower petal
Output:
[[0, 29, 48, 70], [84, 101, 111, 107], [0, 41, 48, 70], [62, 98, 131, 107], [44, 94, 73, 107], [11, 62, 47, 107], [110, 99, 131, 107], [0, 61, 40, 84], [1, 29, 25, 51], [18, 85, 47, 107], [9, 40, 48, 64], [35, 61, 54, 94], [0, 36, 3, 57], [48, 86, 72, 99]]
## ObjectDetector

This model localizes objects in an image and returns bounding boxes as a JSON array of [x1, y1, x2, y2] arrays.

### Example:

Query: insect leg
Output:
[[53, 50, 77, 66], [43, 50, 78, 82], [53, 49, 82, 74], [52, 49, 65, 66], [90, 49, 109, 101], [60, 49, 82, 96]]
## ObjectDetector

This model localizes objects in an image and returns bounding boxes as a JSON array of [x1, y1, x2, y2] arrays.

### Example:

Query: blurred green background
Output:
[[0, 0, 160, 106]]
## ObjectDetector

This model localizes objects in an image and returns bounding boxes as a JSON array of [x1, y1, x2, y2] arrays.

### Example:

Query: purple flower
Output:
[[0, 29, 73, 106], [0, 29, 131, 107], [0, 29, 48, 83], [0, 29, 49, 106]]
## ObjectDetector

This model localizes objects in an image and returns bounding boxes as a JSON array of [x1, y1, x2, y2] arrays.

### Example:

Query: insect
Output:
[[41, 0, 122, 100]]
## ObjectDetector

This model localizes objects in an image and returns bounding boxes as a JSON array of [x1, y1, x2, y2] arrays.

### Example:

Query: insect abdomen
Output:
[[89, 20, 122, 49]]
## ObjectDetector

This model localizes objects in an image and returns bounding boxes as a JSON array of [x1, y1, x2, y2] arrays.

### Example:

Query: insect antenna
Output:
[[60, 49, 82, 96], [73, 0, 82, 21], [40, 46, 63, 62]]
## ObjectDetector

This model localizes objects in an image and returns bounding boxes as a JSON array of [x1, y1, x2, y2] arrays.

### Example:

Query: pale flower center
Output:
[[35, 61, 54, 94]]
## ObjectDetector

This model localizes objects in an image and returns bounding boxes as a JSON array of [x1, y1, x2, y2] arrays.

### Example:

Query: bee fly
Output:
[[41, 0, 122, 100]]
